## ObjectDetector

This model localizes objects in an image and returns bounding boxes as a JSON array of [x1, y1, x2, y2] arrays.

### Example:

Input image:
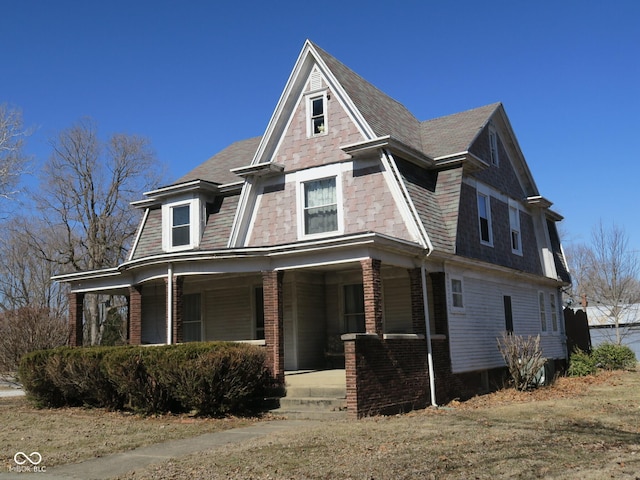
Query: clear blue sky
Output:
[[2, 0, 639, 252]]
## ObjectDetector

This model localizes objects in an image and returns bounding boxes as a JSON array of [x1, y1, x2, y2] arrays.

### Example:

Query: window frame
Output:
[[509, 200, 523, 255], [477, 190, 493, 246], [296, 164, 344, 240], [549, 292, 559, 332], [162, 197, 203, 252], [306, 92, 328, 138], [538, 291, 548, 333], [181, 293, 202, 342], [449, 276, 465, 313], [489, 127, 499, 166], [342, 283, 365, 334]]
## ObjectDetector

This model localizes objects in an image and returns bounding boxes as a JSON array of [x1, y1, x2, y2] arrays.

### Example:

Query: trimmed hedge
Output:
[[18, 342, 274, 416]]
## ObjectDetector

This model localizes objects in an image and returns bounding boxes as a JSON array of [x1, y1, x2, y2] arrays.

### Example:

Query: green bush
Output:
[[591, 343, 637, 371], [19, 342, 272, 416], [568, 348, 597, 377]]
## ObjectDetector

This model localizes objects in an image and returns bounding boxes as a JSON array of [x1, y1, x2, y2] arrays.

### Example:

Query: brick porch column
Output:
[[128, 285, 142, 345], [172, 276, 184, 344], [262, 270, 284, 383], [361, 258, 383, 336], [68, 292, 84, 346], [409, 268, 427, 336]]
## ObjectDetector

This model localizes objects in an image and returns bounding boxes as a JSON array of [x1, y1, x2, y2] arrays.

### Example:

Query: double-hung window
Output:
[[477, 192, 493, 245], [307, 92, 328, 137], [539, 292, 548, 333], [172, 205, 191, 247], [450, 277, 464, 311], [303, 177, 337, 235], [162, 197, 203, 252], [509, 202, 522, 255], [343, 284, 365, 333], [550, 292, 558, 332], [182, 293, 202, 342]]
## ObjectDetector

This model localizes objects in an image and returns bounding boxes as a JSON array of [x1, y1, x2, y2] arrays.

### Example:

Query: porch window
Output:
[[343, 284, 365, 333], [303, 177, 338, 235], [182, 293, 202, 342], [172, 205, 190, 247]]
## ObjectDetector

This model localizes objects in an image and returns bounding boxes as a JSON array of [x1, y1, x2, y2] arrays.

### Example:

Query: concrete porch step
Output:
[[285, 386, 346, 398], [278, 396, 346, 411]]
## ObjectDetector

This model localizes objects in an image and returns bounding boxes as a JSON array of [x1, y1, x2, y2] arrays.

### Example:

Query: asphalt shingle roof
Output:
[[176, 136, 262, 185]]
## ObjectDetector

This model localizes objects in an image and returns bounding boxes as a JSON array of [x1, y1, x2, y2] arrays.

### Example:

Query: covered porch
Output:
[[58, 234, 453, 417]]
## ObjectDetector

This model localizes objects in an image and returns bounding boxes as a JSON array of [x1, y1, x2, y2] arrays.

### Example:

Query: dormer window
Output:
[[172, 205, 191, 247], [162, 197, 203, 252], [307, 93, 328, 137]]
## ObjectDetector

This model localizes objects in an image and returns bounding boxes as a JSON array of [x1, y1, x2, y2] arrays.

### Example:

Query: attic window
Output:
[[307, 93, 327, 137], [162, 197, 203, 252], [489, 128, 499, 166]]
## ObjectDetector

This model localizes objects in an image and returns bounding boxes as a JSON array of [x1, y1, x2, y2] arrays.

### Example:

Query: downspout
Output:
[[167, 263, 173, 345], [421, 258, 438, 407]]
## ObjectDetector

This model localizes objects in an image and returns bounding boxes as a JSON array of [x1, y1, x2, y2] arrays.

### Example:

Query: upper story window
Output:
[[489, 128, 499, 166], [172, 205, 191, 247], [304, 177, 337, 235], [509, 202, 522, 255], [297, 164, 344, 239], [307, 93, 328, 137], [162, 197, 203, 252], [477, 192, 493, 246]]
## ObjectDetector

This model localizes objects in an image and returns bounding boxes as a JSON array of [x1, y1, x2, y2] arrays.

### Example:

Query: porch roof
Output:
[[52, 232, 427, 293]]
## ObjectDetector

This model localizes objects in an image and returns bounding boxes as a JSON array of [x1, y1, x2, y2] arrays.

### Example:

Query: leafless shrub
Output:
[[0, 307, 68, 374], [497, 332, 547, 391]]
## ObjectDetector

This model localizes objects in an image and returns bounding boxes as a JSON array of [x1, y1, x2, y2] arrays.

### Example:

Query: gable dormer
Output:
[[131, 180, 221, 254]]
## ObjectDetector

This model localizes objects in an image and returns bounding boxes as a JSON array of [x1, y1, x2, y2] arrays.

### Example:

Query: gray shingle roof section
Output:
[[131, 208, 163, 260], [420, 103, 502, 159], [200, 196, 240, 250], [176, 136, 262, 185], [311, 42, 423, 152]]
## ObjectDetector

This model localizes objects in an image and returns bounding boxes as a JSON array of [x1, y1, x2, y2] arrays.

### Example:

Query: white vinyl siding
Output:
[[447, 272, 566, 373]]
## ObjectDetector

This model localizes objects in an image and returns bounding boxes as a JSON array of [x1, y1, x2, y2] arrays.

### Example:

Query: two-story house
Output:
[[54, 40, 571, 417]]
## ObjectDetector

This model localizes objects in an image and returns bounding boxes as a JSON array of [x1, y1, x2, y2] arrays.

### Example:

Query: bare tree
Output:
[[29, 118, 164, 344], [0, 220, 67, 317], [0, 104, 30, 204], [568, 221, 640, 345]]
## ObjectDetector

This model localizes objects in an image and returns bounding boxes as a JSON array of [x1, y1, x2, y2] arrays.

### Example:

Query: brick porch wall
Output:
[[68, 292, 84, 346], [344, 334, 429, 418]]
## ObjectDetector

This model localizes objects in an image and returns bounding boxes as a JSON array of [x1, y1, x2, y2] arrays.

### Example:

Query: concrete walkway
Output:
[[1, 419, 316, 480]]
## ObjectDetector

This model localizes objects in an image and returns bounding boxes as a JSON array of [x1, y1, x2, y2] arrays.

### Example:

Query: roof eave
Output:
[[342, 136, 435, 168]]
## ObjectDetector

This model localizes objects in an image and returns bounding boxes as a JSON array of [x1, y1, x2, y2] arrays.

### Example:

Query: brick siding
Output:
[[128, 285, 142, 345], [68, 292, 84, 346]]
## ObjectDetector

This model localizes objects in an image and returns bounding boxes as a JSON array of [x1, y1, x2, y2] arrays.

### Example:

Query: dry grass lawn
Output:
[[119, 371, 640, 480], [2, 370, 640, 479]]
